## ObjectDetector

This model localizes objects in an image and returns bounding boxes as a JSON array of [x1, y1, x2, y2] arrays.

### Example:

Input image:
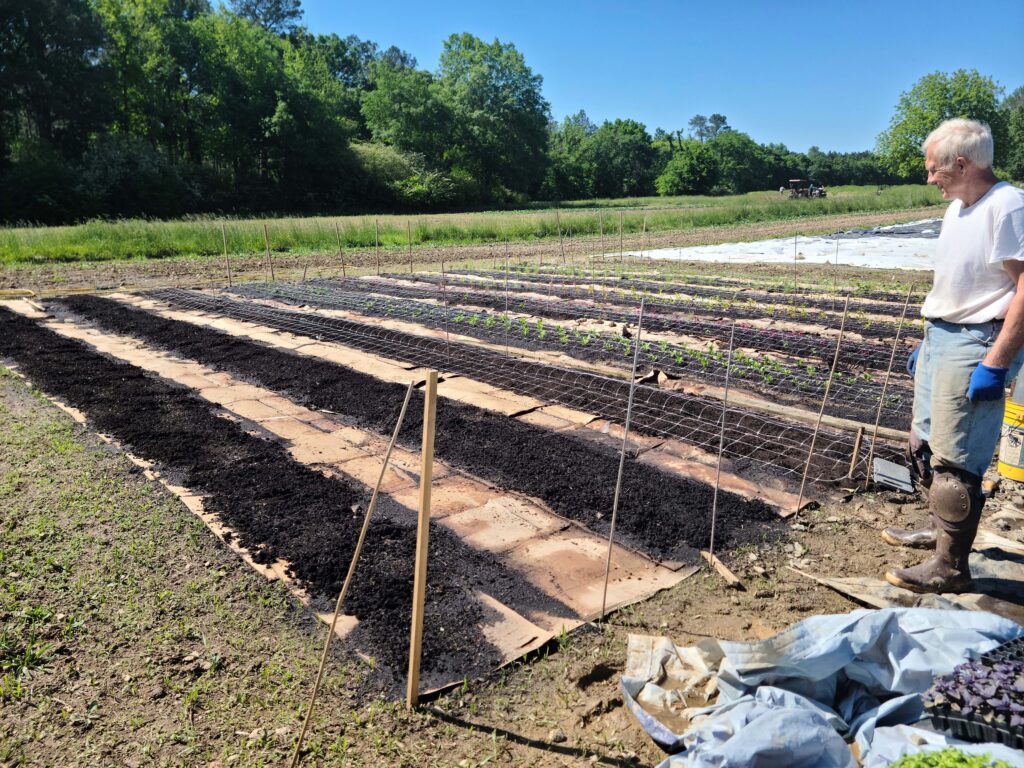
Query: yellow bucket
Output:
[[998, 398, 1024, 481]]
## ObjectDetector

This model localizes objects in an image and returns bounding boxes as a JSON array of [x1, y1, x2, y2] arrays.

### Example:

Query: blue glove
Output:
[[966, 363, 1009, 402], [906, 345, 920, 377]]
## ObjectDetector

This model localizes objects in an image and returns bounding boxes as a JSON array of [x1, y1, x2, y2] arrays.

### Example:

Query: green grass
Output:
[[0, 185, 941, 265]]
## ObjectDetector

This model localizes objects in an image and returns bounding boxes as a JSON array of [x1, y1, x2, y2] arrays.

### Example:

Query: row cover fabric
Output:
[[619, 608, 1023, 767]]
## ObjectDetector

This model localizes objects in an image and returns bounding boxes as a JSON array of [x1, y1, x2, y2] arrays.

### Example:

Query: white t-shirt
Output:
[[921, 181, 1024, 323]]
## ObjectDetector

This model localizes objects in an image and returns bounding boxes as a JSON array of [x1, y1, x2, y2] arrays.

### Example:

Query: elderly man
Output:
[[883, 118, 1024, 594]]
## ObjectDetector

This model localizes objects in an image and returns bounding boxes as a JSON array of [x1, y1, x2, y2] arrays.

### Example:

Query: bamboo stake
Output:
[[221, 222, 232, 288], [641, 215, 647, 259], [619, 211, 624, 262], [407, 221, 413, 273], [504, 238, 510, 358], [863, 285, 916, 489], [600, 298, 646, 620], [375, 220, 380, 276], [847, 426, 865, 480], [709, 322, 737, 559], [335, 222, 346, 279], [556, 209, 565, 264], [832, 240, 839, 313], [796, 296, 851, 514], [263, 223, 275, 282], [302, 260, 308, 282], [440, 258, 452, 364], [407, 371, 438, 709], [290, 381, 415, 768], [600, 212, 605, 259]]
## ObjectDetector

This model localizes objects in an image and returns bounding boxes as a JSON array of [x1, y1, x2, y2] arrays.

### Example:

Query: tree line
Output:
[[2, 0, 1022, 224]]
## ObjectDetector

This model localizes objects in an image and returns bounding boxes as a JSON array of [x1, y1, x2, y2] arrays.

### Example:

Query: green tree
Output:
[[708, 130, 769, 193], [1003, 85, 1024, 181], [361, 63, 451, 165], [655, 139, 719, 195], [228, 0, 301, 35], [586, 119, 656, 197], [0, 0, 112, 162], [437, 33, 550, 197], [876, 69, 1007, 178], [540, 110, 596, 199]]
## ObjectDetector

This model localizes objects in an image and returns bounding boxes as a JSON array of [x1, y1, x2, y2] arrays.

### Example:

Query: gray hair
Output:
[[922, 118, 994, 169]]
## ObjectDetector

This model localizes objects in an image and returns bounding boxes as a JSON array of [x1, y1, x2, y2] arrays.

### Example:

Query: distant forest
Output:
[[2, 0, 1022, 224]]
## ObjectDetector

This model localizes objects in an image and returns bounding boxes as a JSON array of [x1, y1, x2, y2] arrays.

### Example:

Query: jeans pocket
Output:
[[961, 323, 997, 346]]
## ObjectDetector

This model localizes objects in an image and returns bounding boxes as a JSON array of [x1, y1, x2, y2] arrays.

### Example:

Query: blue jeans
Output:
[[912, 319, 1024, 478]]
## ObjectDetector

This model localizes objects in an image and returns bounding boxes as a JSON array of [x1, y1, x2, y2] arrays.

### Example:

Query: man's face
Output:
[[924, 144, 964, 200]]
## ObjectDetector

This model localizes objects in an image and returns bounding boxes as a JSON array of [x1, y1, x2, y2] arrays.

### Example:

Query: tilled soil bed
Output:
[[0, 306, 579, 690], [136, 289, 900, 483], [53, 294, 786, 565]]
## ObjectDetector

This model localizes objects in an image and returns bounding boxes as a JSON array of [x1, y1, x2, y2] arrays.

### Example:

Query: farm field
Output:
[[3, 215, 1022, 767]]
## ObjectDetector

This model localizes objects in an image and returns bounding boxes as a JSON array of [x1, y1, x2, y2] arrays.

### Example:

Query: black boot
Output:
[[884, 469, 981, 595], [884, 527, 974, 593], [881, 523, 937, 549]]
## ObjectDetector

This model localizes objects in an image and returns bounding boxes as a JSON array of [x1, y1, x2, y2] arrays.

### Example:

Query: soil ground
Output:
[[1, 354, 968, 768], [1, 209, 992, 767]]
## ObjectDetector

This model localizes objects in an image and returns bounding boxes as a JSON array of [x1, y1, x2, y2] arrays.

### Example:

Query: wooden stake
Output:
[[600, 212, 605, 259], [641, 215, 647, 259], [709, 321, 737, 558], [335, 222, 346, 279], [440, 258, 451, 364], [847, 426, 865, 480], [407, 371, 438, 709], [375, 220, 380, 276], [290, 381, 415, 768], [863, 285, 916, 488], [504, 238, 511, 358], [407, 221, 413, 273], [263, 223, 275, 282], [556, 209, 565, 264], [796, 296, 851, 514], [600, 298, 646, 620], [619, 211, 624, 262], [221, 222, 232, 288]]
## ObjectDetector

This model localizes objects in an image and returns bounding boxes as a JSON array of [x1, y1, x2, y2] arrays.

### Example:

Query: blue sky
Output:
[[301, 0, 1024, 153]]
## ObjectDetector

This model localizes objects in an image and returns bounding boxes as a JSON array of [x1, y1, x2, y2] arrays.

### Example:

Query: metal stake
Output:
[[709, 321, 737, 559], [619, 211, 624, 262], [375, 220, 380, 276], [863, 285, 916, 488], [407, 221, 413, 273], [263, 223, 275, 282], [504, 238, 511, 358], [289, 381, 415, 768], [796, 296, 851, 514], [440, 257, 452, 364], [601, 297, 646, 619], [556, 208, 565, 264]]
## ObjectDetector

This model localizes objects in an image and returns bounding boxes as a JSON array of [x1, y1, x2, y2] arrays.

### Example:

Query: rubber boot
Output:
[[880, 523, 937, 549], [884, 470, 982, 594]]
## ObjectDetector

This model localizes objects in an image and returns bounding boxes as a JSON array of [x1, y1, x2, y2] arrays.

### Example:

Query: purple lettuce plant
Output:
[[923, 659, 1024, 729]]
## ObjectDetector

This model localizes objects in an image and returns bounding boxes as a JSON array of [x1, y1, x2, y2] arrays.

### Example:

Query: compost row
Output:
[[55, 293, 785, 566], [331, 274, 908, 372], [230, 280, 913, 429], [0, 306, 567, 685], [455, 268, 924, 318], [131, 288, 902, 482]]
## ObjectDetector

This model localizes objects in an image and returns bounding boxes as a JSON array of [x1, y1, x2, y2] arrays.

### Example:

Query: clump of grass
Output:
[[0, 185, 941, 265]]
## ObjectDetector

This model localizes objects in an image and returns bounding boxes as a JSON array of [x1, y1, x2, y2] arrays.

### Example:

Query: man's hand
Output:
[[967, 363, 1009, 402]]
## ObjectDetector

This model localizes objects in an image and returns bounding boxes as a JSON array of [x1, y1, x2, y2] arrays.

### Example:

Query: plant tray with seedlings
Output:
[[922, 658, 1024, 750], [890, 746, 1015, 767], [982, 638, 1024, 665]]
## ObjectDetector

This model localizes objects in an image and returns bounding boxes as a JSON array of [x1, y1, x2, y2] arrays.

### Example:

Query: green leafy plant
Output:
[[890, 748, 1011, 767]]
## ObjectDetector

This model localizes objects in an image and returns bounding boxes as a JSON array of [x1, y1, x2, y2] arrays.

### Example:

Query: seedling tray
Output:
[[981, 637, 1024, 665], [928, 704, 1024, 751]]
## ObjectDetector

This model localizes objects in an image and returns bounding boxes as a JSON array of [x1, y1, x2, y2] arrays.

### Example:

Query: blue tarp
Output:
[[620, 608, 1024, 767]]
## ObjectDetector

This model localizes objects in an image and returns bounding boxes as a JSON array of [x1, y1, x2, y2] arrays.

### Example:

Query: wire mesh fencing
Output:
[[144, 287, 904, 489], [228, 279, 913, 429]]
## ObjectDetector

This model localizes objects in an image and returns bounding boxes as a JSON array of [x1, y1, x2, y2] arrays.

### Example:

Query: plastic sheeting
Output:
[[620, 608, 1024, 767]]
